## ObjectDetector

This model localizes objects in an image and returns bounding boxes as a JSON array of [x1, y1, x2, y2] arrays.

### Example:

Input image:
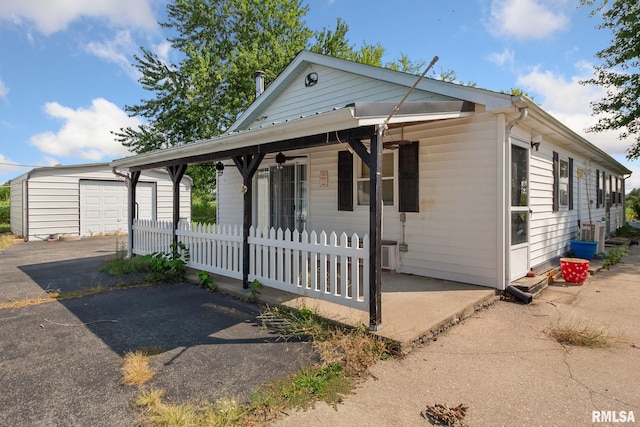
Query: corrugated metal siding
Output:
[[9, 180, 24, 236], [254, 64, 454, 128], [13, 166, 190, 240]]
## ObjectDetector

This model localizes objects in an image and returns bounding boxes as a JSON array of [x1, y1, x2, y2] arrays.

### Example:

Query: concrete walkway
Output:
[[206, 272, 497, 351], [273, 245, 640, 426]]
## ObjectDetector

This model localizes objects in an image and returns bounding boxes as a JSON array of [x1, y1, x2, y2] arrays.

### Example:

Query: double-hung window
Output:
[[553, 151, 573, 212], [356, 152, 395, 206]]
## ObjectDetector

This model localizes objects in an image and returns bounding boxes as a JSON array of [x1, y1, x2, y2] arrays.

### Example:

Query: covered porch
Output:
[[111, 101, 478, 330]]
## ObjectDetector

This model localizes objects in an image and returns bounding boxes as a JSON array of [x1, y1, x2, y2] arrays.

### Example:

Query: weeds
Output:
[[0, 294, 58, 309], [248, 279, 263, 302], [603, 245, 629, 269], [0, 233, 18, 250], [100, 241, 190, 284], [197, 270, 217, 291], [131, 305, 393, 426], [121, 351, 156, 387], [55, 285, 109, 300], [547, 318, 614, 348]]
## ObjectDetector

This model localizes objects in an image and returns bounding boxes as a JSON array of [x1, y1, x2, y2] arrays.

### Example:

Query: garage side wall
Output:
[[9, 178, 25, 237]]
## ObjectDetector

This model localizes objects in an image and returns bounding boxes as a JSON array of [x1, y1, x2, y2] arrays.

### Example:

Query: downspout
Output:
[[503, 106, 529, 292]]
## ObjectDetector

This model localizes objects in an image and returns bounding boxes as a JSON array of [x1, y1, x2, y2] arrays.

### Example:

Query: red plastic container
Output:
[[560, 258, 590, 284]]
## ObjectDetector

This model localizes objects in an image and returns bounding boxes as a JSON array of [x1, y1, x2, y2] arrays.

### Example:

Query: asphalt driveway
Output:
[[0, 237, 316, 426]]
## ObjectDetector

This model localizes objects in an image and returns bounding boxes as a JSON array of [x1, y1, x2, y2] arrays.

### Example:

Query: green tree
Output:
[[114, 1, 428, 195], [581, 0, 640, 158]]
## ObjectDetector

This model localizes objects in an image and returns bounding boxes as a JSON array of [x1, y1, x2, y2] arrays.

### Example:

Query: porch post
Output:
[[233, 152, 265, 289], [127, 170, 141, 258], [369, 127, 383, 329], [167, 164, 187, 244]]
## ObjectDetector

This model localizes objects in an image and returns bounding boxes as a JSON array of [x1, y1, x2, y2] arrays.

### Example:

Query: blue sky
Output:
[[1, 0, 638, 189]]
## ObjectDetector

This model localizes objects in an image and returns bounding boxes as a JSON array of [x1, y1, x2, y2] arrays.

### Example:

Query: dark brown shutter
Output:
[[552, 151, 559, 212], [399, 141, 419, 212], [568, 157, 574, 210], [609, 175, 612, 207], [337, 150, 353, 211], [596, 169, 601, 208]]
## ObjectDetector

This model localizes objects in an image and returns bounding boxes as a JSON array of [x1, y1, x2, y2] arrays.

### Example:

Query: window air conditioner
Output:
[[580, 222, 606, 253]]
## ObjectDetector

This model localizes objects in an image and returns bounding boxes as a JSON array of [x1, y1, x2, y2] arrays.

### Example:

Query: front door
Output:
[[256, 163, 308, 232], [509, 142, 530, 280]]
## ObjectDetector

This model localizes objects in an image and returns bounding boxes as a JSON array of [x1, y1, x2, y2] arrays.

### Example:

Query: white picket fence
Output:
[[132, 219, 369, 309]]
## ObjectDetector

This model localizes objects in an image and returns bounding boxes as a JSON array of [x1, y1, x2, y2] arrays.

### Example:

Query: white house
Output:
[[111, 51, 630, 328], [10, 163, 191, 241]]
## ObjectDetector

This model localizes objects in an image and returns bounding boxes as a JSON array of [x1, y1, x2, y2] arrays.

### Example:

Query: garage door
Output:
[[79, 180, 155, 237]]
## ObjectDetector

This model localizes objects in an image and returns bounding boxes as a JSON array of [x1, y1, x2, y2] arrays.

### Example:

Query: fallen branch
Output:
[[41, 319, 118, 328]]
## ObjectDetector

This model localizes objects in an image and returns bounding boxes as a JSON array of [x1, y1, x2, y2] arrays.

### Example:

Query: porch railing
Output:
[[132, 219, 369, 310]]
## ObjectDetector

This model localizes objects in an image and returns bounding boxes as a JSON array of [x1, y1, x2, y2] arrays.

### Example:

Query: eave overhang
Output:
[[111, 101, 476, 171]]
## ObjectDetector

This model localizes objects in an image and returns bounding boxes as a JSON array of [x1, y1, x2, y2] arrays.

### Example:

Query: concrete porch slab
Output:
[[194, 270, 498, 352]]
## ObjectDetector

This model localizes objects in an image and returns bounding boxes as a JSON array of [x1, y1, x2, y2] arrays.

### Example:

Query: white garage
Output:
[[10, 163, 191, 241]]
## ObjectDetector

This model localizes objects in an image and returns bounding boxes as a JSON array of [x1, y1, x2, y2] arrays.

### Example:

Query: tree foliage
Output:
[[581, 0, 640, 158], [114, 0, 433, 196]]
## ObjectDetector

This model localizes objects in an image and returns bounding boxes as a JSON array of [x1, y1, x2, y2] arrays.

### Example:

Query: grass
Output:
[[191, 197, 216, 224], [547, 318, 614, 348], [121, 350, 156, 387], [0, 231, 18, 250], [0, 294, 58, 309], [129, 305, 393, 426], [612, 224, 640, 238], [56, 285, 110, 300]]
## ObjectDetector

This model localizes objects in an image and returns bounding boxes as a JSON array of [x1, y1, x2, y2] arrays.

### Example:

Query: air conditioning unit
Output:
[[381, 243, 396, 271], [581, 222, 606, 253]]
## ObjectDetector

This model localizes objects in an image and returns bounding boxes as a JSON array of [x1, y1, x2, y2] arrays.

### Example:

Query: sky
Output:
[[1, 0, 639, 189]]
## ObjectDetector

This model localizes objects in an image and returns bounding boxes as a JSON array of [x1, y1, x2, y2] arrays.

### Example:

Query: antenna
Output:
[[380, 55, 439, 133]]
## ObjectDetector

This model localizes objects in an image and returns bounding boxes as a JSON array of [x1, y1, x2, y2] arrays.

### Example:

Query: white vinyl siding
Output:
[[528, 140, 624, 268], [254, 64, 454, 128]]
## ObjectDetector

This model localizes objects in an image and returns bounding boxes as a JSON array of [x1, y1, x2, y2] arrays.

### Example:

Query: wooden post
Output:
[[233, 152, 265, 289], [167, 164, 187, 244], [127, 171, 141, 258], [369, 129, 383, 329]]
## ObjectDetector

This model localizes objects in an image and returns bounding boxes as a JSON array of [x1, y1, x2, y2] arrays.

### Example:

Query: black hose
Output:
[[506, 285, 533, 304]]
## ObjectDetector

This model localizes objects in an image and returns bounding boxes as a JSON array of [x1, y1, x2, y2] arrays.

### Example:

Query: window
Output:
[[559, 159, 569, 208], [553, 152, 573, 211], [357, 152, 394, 206]]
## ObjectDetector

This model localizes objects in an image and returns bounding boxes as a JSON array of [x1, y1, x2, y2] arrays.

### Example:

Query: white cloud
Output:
[[0, 0, 157, 35], [29, 98, 142, 161], [0, 154, 21, 177], [84, 30, 139, 80], [154, 40, 172, 65], [0, 78, 8, 98], [516, 62, 633, 157], [488, 0, 569, 39], [486, 48, 515, 68]]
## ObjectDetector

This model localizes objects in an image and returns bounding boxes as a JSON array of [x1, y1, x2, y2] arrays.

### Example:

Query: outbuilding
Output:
[[10, 162, 191, 241]]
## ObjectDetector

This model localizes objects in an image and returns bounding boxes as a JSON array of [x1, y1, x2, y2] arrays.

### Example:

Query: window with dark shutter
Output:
[[399, 141, 419, 212], [337, 150, 353, 211], [596, 169, 601, 208], [568, 157, 574, 210], [552, 151, 559, 212]]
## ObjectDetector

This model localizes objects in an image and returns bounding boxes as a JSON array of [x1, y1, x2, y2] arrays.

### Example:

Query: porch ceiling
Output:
[[110, 101, 476, 171]]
